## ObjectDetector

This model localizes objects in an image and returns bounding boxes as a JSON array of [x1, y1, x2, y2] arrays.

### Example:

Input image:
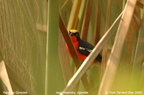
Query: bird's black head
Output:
[[69, 29, 80, 41]]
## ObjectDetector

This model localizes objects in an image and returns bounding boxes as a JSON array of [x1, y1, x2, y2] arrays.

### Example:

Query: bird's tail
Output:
[[95, 54, 102, 63]]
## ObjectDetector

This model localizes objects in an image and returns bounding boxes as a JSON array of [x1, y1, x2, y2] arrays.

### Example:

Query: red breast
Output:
[[66, 41, 87, 62]]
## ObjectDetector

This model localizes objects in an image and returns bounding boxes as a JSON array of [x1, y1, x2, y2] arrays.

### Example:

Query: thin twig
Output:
[[60, 0, 69, 11]]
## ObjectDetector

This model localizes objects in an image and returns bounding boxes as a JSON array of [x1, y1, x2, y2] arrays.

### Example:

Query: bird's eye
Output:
[[69, 32, 72, 35]]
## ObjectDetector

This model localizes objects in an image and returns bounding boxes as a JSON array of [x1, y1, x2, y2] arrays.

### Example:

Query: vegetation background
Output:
[[0, 0, 144, 95]]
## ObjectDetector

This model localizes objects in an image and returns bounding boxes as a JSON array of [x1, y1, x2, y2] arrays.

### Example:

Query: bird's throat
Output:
[[70, 36, 78, 43]]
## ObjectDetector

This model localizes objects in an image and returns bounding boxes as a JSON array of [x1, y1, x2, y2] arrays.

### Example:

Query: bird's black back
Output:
[[78, 40, 102, 63]]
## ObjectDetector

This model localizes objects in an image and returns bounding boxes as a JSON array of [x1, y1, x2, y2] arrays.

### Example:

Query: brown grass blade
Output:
[[58, 32, 73, 84], [59, 15, 90, 90], [59, 15, 81, 66], [93, 0, 101, 45], [80, 0, 93, 40], [98, 0, 138, 95]]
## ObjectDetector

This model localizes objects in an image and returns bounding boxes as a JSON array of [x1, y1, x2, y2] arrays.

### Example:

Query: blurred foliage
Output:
[[0, 0, 47, 95]]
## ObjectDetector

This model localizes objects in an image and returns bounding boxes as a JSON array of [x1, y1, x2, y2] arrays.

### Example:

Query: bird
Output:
[[66, 29, 102, 63]]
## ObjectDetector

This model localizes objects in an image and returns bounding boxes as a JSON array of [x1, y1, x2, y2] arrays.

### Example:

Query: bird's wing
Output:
[[78, 40, 102, 63], [78, 40, 94, 56]]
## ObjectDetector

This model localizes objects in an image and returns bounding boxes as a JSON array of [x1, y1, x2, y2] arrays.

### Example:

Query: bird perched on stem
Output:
[[66, 29, 102, 63]]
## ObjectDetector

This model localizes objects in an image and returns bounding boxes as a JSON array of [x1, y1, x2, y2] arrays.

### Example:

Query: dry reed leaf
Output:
[[131, 9, 144, 89], [98, 0, 138, 95], [0, 61, 13, 95], [67, 0, 82, 30]]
